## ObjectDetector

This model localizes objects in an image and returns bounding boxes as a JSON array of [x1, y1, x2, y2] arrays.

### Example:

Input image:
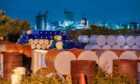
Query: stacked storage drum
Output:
[[42, 48, 140, 83], [18, 30, 65, 50], [83, 35, 140, 50], [28, 30, 62, 50], [18, 30, 74, 50]]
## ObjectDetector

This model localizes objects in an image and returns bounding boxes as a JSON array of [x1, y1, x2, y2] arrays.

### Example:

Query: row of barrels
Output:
[[26, 30, 62, 40], [27, 34, 68, 41], [28, 39, 53, 50], [28, 39, 63, 50], [28, 35, 62, 50], [78, 35, 140, 46], [26, 30, 62, 35], [36, 59, 139, 83], [28, 35, 62, 44], [28, 39, 53, 45], [85, 44, 140, 50], [45, 48, 140, 76], [71, 59, 139, 83]]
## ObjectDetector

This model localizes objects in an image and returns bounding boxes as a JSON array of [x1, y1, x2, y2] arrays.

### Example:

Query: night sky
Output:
[[0, 0, 140, 25]]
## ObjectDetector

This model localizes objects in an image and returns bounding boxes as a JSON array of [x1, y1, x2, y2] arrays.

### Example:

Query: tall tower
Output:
[[64, 9, 74, 21], [36, 12, 41, 30], [36, 11, 48, 30], [63, 9, 74, 30]]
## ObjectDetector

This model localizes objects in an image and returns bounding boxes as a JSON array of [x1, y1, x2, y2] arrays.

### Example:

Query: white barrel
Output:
[[33, 39, 39, 44], [36, 44, 42, 50], [78, 35, 89, 43], [38, 39, 44, 44], [84, 44, 93, 49], [106, 35, 116, 46], [122, 45, 131, 49], [96, 35, 106, 46], [84, 44, 101, 49], [126, 36, 135, 46], [56, 41, 63, 49], [31, 44, 36, 49], [41, 44, 47, 50], [116, 35, 126, 46], [91, 45, 101, 49], [54, 51, 76, 75], [98, 51, 118, 74], [77, 50, 98, 63], [28, 39, 34, 44], [102, 45, 111, 50], [135, 36, 140, 46], [31, 50, 48, 73], [131, 45, 139, 50], [89, 35, 97, 44], [119, 51, 137, 60], [46, 49, 76, 75], [44, 39, 49, 44], [112, 45, 121, 49]]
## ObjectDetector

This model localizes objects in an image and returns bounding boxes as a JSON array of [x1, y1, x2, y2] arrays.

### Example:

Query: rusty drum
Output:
[[71, 60, 96, 84]]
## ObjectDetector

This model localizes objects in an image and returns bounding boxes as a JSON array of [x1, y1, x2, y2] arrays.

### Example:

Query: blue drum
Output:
[[27, 34, 39, 39], [39, 31, 47, 35], [32, 30, 39, 34]]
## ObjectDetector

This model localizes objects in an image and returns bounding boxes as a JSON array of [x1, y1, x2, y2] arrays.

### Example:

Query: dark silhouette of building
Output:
[[36, 12, 48, 30], [122, 22, 140, 30], [64, 9, 74, 21], [129, 22, 139, 30]]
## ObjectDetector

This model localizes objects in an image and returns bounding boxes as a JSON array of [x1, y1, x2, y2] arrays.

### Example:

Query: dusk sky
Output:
[[0, 0, 140, 25]]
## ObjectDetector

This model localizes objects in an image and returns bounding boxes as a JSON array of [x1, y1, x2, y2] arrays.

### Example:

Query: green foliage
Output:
[[0, 67, 136, 84], [0, 76, 11, 84], [68, 25, 117, 41], [21, 74, 70, 84], [92, 67, 136, 84], [68, 24, 140, 41], [0, 10, 30, 39]]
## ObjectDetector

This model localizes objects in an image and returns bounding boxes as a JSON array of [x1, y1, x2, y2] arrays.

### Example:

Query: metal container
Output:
[[113, 59, 137, 81], [3, 52, 23, 80], [71, 60, 96, 84]]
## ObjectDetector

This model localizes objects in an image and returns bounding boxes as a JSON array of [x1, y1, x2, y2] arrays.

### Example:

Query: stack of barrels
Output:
[[44, 48, 140, 83], [18, 30, 68, 50], [28, 35, 63, 50], [28, 39, 53, 50], [26, 30, 64, 50], [78, 35, 140, 50]]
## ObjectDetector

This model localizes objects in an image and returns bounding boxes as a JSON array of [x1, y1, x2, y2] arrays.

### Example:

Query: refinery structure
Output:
[[34, 10, 89, 31], [33, 10, 140, 31]]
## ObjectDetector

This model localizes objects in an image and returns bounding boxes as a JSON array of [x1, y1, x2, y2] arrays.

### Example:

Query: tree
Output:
[[0, 10, 30, 40]]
